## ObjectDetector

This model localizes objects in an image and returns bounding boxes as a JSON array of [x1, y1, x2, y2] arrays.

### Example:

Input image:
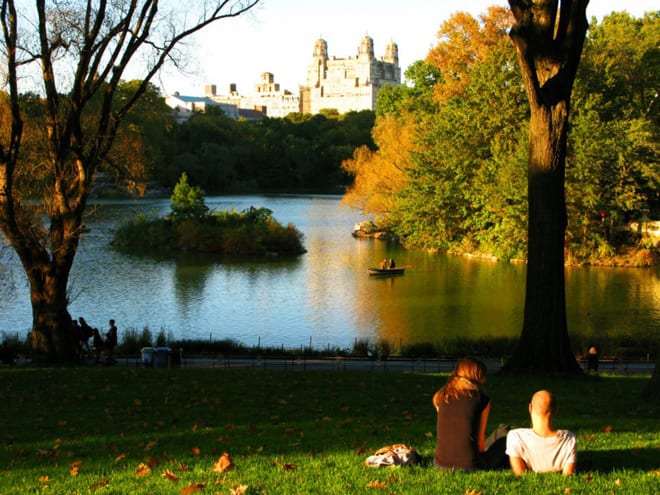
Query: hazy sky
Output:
[[155, 1, 658, 97]]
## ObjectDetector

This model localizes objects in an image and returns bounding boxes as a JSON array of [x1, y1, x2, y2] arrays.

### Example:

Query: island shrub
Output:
[[112, 178, 306, 256]]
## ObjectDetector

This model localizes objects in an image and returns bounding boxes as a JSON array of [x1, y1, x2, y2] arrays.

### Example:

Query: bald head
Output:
[[530, 390, 556, 416]]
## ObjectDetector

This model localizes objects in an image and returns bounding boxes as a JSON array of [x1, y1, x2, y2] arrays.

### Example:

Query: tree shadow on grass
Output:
[[579, 448, 659, 472]]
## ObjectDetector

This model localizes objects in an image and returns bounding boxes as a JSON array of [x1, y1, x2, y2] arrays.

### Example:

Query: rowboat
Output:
[[368, 267, 405, 276]]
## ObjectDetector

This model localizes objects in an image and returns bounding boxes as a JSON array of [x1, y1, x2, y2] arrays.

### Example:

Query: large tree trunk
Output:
[[503, 105, 582, 373], [502, 0, 588, 374], [27, 262, 77, 363]]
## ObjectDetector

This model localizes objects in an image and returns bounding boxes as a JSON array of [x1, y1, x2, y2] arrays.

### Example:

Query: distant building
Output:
[[205, 74, 299, 119], [165, 92, 239, 123], [301, 35, 401, 115], [165, 34, 401, 120]]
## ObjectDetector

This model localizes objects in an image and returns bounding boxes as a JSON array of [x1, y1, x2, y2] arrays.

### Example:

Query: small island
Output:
[[112, 173, 306, 256]]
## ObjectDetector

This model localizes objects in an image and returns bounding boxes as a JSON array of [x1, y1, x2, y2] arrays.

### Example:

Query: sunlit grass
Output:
[[0, 368, 657, 494]]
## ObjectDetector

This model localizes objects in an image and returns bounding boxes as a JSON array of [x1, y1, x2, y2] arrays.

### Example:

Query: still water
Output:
[[1, 195, 659, 350]]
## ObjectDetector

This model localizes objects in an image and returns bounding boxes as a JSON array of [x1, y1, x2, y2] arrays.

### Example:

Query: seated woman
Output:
[[433, 357, 507, 471]]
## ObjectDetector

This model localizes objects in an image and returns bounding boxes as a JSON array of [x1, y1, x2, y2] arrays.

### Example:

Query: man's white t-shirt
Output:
[[506, 429, 577, 473]]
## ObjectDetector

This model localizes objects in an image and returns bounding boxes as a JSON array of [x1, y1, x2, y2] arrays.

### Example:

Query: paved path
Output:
[[116, 354, 655, 375]]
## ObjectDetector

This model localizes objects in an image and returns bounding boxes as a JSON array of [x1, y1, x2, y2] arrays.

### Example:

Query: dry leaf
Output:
[[230, 485, 249, 495], [191, 446, 201, 455], [90, 478, 110, 490], [180, 483, 205, 494], [145, 454, 159, 467], [213, 452, 234, 473], [144, 440, 158, 451], [564, 488, 571, 494], [603, 425, 613, 433], [282, 463, 298, 471], [38, 476, 50, 483], [115, 453, 127, 463], [465, 490, 483, 495], [366, 479, 387, 489], [583, 434, 595, 441], [162, 469, 179, 482], [179, 462, 190, 472], [135, 462, 152, 477], [355, 445, 366, 455], [615, 478, 622, 486], [70, 465, 80, 477]]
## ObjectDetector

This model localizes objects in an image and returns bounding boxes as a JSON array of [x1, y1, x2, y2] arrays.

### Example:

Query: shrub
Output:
[[170, 173, 209, 220]]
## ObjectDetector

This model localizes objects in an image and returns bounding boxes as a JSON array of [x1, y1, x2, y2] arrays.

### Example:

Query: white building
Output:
[[205, 73, 300, 119], [301, 35, 401, 115], [165, 93, 239, 123]]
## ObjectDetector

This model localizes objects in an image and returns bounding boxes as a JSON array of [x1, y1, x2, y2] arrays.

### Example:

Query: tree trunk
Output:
[[502, 105, 582, 373], [502, 0, 588, 374], [28, 264, 77, 364]]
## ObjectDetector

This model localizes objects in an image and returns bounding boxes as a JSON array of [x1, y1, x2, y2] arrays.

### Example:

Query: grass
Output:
[[0, 368, 657, 494]]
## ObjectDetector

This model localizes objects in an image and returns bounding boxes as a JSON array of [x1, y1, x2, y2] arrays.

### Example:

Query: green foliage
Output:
[[169, 173, 209, 220], [0, 369, 657, 494], [161, 110, 375, 193], [351, 10, 659, 264], [113, 206, 306, 256]]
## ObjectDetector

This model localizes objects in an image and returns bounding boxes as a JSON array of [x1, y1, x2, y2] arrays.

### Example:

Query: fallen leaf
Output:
[[366, 480, 387, 489], [89, 478, 110, 490], [564, 488, 571, 494], [144, 440, 158, 451], [115, 453, 127, 463], [162, 469, 179, 482], [135, 462, 151, 477], [603, 425, 613, 433], [180, 483, 205, 494], [282, 463, 298, 471], [465, 490, 483, 495], [355, 445, 366, 455], [213, 452, 234, 473], [230, 485, 249, 495], [615, 478, 622, 486], [583, 434, 595, 441], [425, 431, 434, 438], [70, 465, 80, 477], [179, 462, 190, 472], [191, 446, 201, 455], [38, 476, 50, 483], [145, 454, 159, 467]]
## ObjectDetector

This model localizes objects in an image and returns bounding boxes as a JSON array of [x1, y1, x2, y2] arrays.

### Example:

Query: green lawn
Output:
[[0, 367, 657, 494]]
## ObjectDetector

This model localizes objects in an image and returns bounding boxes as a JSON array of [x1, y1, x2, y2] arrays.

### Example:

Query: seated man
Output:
[[505, 390, 576, 476]]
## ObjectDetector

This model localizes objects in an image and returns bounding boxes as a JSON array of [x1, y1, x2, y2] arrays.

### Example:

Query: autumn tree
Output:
[[0, 0, 260, 363], [501, 0, 588, 373]]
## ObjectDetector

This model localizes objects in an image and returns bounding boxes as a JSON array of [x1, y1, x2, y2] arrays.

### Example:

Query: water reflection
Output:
[[1, 195, 658, 351]]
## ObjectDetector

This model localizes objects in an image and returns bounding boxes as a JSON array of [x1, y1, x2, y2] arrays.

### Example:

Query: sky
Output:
[[154, 0, 658, 98]]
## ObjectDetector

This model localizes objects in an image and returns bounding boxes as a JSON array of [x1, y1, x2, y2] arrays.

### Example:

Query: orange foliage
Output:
[[426, 6, 513, 100], [341, 114, 416, 220], [213, 452, 235, 473]]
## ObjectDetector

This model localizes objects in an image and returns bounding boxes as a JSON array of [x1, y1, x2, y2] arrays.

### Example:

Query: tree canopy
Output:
[[0, 0, 261, 363], [343, 8, 659, 265]]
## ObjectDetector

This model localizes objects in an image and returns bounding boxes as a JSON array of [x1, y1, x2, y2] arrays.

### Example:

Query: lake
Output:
[[1, 195, 658, 351]]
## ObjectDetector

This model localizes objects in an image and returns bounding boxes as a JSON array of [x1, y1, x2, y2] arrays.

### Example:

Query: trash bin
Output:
[[154, 347, 171, 368], [141, 347, 155, 368]]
